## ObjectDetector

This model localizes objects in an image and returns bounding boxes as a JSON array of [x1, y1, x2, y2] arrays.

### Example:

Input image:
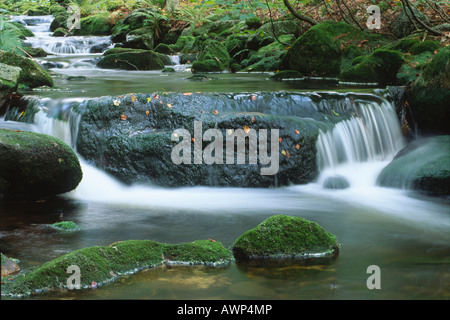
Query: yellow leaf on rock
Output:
[[146, 110, 150, 115], [243, 125, 250, 134], [281, 150, 286, 156], [213, 110, 219, 115], [167, 103, 172, 108], [130, 95, 137, 103], [183, 92, 193, 96]]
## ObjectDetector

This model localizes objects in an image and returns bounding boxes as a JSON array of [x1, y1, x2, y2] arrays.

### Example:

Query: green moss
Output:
[[408, 40, 441, 55], [280, 20, 389, 77], [49, 221, 80, 231], [197, 39, 230, 69], [165, 240, 234, 265], [340, 49, 404, 85], [97, 50, 164, 70], [3, 239, 233, 296], [72, 14, 112, 36], [0, 129, 82, 201], [0, 50, 53, 88], [232, 215, 340, 260], [192, 59, 225, 73]]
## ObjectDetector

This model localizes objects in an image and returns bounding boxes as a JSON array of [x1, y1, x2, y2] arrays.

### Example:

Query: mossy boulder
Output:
[[0, 129, 82, 201], [72, 14, 113, 36], [50, 13, 69, 32], [4, 21, 35, 38], [2, 239, 233, 296], [377, 136, 450, 196], [52, 27, 68, 37], [0, 63, 21, 104], [232, 215, 340, 260], [97, 49, 165, 70], [340, 49, 404, 85], [121, 27, 155, 50], [0, 50, 53, 88], [407, 46, 450, 135], [280, 21, 388, 77], [192, 39, 230, 72]]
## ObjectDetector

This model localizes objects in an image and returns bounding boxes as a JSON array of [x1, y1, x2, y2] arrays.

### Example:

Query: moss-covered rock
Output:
[[121, 26, 155, 50], [0, 50, 53, 88], [191, 39, 230, 72], [0, 129, 82, 201], [280, 21, 389, 77], [49, 221, 80, 231], [2, 239, 233, 296], [232, 215, 340, 260], [52, 27, 68, 37], [377, 136, 450, 196], [407, 46, 450, 134], [154, 43, 174, 55], [72, 14, 113, 36], [340, 49, 404, 85], [97, 49, 164, 70]]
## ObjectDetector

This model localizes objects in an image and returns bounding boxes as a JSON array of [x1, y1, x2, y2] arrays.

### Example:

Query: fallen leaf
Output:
[[295, 144, 300, 150], [146, 110, 150, 115], [208, 238, 216, 242], [147, 97, 152, 103], [183, 92, 193, 96], [120, 114, 127, 120], [243, 125, 251, 134], [281, 150, 286, 156], [279, 138, 282, 143], [130, 95, 137, 103], [295, 130, 300, 134], [113, 99, 120, 106], [213, 110, 219, 115], [286, 150, 290, 158], [153, 94, 160, 100], [192, 137, 195, 142], [167, 103, 172, 108], [227, 129, 233, 135], [251, 116, 256, 122], [251, 95, 257, 101]]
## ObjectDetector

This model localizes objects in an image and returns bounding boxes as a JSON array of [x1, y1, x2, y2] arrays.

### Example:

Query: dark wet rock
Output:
[[74, 91, 366, 188]]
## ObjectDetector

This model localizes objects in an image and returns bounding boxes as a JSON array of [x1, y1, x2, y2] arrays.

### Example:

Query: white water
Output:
[[10, 15, 113, 55], [5, 15, 448, 231]]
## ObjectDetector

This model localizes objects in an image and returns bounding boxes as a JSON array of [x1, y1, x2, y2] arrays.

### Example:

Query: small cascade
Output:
[[315, 97, 405, 188], [10, 15, 112, 55]]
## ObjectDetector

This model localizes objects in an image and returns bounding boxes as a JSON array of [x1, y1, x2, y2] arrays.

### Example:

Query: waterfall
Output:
[[315, 97, 405, 188]]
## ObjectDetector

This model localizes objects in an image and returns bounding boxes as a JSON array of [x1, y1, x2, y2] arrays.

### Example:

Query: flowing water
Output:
[[0, 16, 449, 300]]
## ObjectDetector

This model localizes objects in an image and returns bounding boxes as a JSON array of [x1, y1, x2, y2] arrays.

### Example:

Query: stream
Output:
[[0, 15, 449, 300]]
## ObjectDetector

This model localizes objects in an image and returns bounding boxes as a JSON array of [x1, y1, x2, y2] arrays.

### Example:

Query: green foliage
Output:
[[0, 18, 26, 56]]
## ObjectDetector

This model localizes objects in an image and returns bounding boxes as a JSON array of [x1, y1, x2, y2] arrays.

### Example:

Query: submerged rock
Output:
[[0, 129, 82, 201], [323, 175, 350, 189], [377, 135, 450, 196], [2, 239, 233, 296], [232, 215, 340, 260]]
